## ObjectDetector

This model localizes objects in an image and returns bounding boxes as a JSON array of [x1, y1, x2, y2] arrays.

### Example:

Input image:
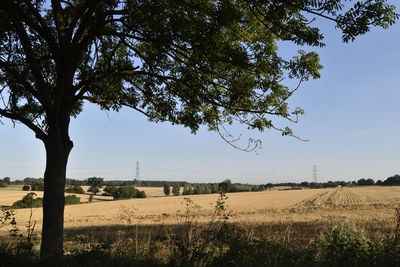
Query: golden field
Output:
[[1, 185, 399, 236]]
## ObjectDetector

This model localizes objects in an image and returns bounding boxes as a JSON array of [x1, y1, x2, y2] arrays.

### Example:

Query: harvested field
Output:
[[1, 186, 399, 237]]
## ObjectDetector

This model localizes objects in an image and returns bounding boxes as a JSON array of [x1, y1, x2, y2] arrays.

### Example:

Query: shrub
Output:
[[314, 221, 373, 266], [11, 193, 80, 209], [22, 185, 31, 191], [65, 185, 85, 194], [11, 193, 42, 209], [111, 186, 146, 200], [65, 195, 81, 205], [103, 185, 117, 196]]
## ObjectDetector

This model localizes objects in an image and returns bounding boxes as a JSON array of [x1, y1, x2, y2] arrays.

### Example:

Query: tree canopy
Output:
[[0, 0, 397, 258], [0, 0, 397, 147]]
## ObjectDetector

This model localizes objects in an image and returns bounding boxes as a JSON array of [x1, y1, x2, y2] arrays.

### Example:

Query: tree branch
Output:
[[0, 108, 46, 140]]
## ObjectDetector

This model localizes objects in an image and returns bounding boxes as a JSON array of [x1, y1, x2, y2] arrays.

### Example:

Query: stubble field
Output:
[[1, 185, 399, 237]]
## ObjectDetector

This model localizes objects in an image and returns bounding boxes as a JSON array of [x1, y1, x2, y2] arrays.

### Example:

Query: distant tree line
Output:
[[2, 174, 400, 194], [275, 175, 400, 188], [162, 179, 267, 196]]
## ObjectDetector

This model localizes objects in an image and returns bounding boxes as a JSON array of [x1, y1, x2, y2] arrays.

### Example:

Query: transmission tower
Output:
[[135, 161, 140, 182], [312, 164, 318, 183]]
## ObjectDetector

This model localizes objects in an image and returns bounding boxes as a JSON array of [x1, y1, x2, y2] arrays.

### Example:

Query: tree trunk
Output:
[[40, 131, 73, 259]]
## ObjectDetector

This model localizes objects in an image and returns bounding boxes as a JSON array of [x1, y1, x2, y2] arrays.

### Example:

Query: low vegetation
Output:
[[1, 193, 400, 266], [103, 185, 146, 200], [65, 186, 85, 194], [10, 193, 81, 209]]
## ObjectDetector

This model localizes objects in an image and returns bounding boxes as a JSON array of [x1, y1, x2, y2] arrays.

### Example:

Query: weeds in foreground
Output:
[[1, 197, 400, 266]]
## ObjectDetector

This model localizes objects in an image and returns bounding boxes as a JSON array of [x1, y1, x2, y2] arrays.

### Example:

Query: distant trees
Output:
[[65, 185, 85, 194], [382, 175, 400, 186], [265, 183, 274, 190], [172, 185, 180, 196], [182, 186, 193, 195], [86, 177, 104, 195], [22, 185, 31, 191], [2, 177, 10, 184], [103, 185, 146, 200], [103, 185, 117, 196], [22, 178, 44, 191], [64, 195, 81, 205], [357, 178, 375, 186], [163, 184, 171, 196], [12, 193, 42, 209], [11, 193, 80, 209]]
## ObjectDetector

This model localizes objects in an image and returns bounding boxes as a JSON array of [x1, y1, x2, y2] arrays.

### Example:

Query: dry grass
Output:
[[1, 186, 399, 238]]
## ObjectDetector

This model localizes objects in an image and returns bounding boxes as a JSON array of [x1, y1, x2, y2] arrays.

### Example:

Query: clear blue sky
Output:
[[1, 14, 399, 184]]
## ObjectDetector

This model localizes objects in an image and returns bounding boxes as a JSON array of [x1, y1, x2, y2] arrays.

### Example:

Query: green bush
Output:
[[11, 193, 80, 209], [65, 185, 85, 194], [314, 221, 374, 266], [22, 185, 31, 191], [111, 186, 146, 200], [11, 193, 42, 209], [65, 195, 81, 205]]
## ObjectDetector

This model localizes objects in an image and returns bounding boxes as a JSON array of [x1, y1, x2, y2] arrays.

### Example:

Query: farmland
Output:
[[1, 185, 399, 235]]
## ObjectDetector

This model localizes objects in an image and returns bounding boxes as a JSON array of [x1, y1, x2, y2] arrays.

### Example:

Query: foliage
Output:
[[314, 221, 374, 266], [11, 193, 43, 209], [22, 185, 31, 191], [103, 184, 117, 196], [86, 177, 104, 195], [0, 207, 16, 230], [22, 178, 44, 191], [2, 206, 400, 266], [11, 193, 80, 209], [110, 186, 146, 200], [0, 180, 6, 187], [357, 178, 375, 186], [163, 184, 170, 196], [182, 186, 192, 195], [65, 185, 85, 194], [2, 177, 11, 184], [65, 195, 81, 205], [0, 0, 397, 257], [172, 185, 180, 196], [383, 174, 400, 185]]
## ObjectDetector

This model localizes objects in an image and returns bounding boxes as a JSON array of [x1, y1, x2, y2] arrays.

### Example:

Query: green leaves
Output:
[[0, 0, 397, 141]]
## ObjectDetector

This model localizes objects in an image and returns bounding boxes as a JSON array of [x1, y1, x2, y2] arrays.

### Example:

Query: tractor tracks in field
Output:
[[287, 187, 391, 213]]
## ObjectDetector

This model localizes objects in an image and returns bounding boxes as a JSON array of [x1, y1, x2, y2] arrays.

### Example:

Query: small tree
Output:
[[22, 185, 31, 191], [172, 185, 180, 196], [86, 177, 104, 195], [163, 183, 171, 196], [103, 184, 117, 196]]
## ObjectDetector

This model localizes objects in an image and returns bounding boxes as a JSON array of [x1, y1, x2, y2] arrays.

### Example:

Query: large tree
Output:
[[0, 0, 397, 258]]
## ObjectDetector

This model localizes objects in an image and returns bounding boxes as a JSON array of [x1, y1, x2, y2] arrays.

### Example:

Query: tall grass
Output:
[[1, 196, 400, 266]]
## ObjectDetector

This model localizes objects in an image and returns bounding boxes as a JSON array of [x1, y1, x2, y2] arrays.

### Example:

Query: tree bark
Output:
[[40, 130, 73, 259]]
